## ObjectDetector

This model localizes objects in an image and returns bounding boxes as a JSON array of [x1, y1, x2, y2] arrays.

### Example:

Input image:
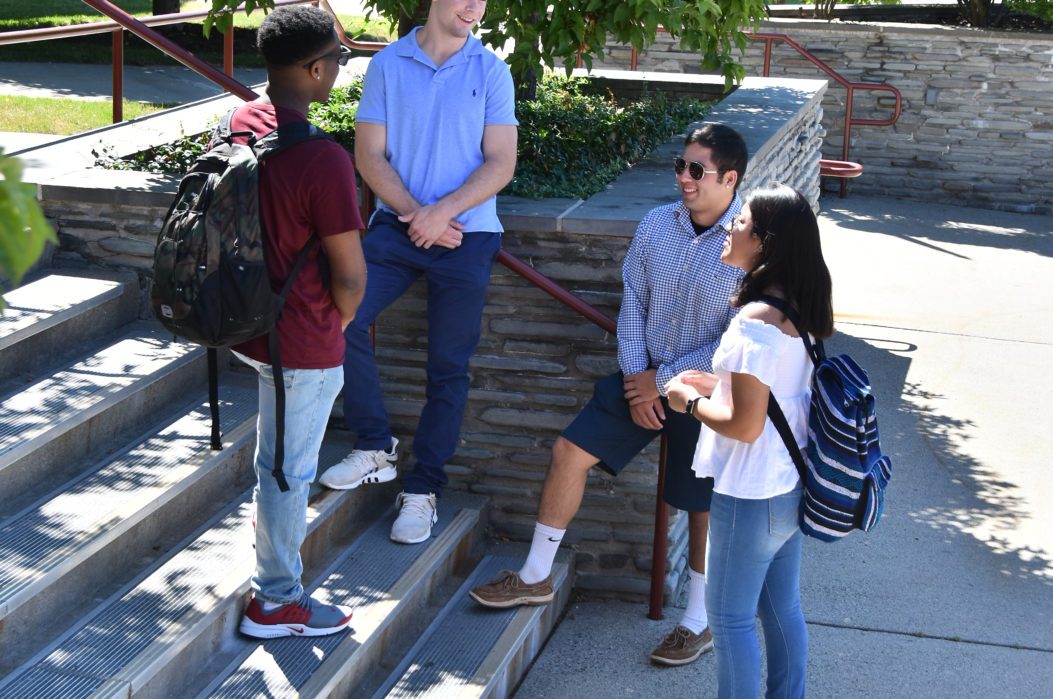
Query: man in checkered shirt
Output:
[[472, 124, 748, 667]]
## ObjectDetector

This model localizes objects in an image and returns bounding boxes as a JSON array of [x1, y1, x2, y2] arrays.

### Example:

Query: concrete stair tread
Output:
[[0, 491, 258, 699], [375, 555, 572, 699], [0, 272, 140, 385], [0, 381, 258, 620], [0, 321, 200, 463], [203, 493, 487, 698], [0, 273, 127, 348], [0, 439, 402, 699]]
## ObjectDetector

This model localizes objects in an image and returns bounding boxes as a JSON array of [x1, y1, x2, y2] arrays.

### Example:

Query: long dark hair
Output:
[[734, 185, 834, 339]]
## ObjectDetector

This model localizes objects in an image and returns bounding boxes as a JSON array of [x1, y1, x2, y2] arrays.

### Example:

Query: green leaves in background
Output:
[[508, 75, 711, 199], [0, 150, 57, 304], [202, 0, 769, 88]]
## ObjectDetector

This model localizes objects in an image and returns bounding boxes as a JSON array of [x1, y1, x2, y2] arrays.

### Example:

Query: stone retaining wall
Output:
[[587, 19, 1053, 214], [37, 76, 826, 596]]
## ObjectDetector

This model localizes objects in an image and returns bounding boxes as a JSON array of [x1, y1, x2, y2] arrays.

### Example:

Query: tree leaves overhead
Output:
[[203, 0, 768, 87]]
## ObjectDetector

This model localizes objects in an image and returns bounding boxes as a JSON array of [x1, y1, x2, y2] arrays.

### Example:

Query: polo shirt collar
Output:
[[396, 26, 484, 68]]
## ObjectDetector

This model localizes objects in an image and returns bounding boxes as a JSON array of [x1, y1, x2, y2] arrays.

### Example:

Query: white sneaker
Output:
[[390, 492, 437, 544], [319, 438, 399, 490]]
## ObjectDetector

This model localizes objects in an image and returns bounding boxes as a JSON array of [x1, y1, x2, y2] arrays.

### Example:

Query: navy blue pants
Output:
[[342, 211, 500, 496]]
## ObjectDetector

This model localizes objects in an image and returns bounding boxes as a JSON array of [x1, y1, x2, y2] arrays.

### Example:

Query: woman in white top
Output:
[[666, 184, 833, 699]]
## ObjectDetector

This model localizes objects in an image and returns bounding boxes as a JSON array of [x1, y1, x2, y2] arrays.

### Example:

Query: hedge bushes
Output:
[[99, 75, 710, 200]]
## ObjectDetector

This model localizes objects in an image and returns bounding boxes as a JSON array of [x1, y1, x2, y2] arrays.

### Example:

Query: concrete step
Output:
[[0, 322, 206, 507], [0, 435, 396, 699], [373, 554, 573, 699], [0, 379, 258, 675], [199, 493, 487, 699], [0, 271, 139, 384]]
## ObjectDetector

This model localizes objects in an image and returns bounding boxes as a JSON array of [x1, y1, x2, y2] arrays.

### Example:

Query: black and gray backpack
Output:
[[151, 107, 332, 492]]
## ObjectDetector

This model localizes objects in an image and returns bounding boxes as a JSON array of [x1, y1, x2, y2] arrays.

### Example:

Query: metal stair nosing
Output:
[[0, 272, 138, 383], [0, 324, 208, 497], [373, 555, 573, 699], [194, 494, 487, 699], [0, 392, 258, 674], [91, 460, 393, 699], [0, 466, 380, 699], [297, 505, 484, 699]]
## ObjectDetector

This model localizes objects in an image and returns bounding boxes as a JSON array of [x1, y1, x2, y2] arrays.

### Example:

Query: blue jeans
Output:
[[342, 211, 500, 496], [236, 352, 343, 604], [707, 487, 807, 699]]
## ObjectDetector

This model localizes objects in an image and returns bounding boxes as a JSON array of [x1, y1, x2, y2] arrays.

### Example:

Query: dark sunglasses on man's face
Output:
[[674, 156, 720, 181], [304, 44, 352, 69]]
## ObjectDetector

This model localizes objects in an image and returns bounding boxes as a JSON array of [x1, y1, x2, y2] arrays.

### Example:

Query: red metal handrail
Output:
[[29, 0, 672, 621], [746, 32, 901, 197], [0, 0, 386, 123], [619, 30, 902, 198]]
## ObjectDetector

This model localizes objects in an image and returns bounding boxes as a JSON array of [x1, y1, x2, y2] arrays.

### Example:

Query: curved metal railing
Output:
[[620, 30, 902, 198], [746, 32, 902, 197]]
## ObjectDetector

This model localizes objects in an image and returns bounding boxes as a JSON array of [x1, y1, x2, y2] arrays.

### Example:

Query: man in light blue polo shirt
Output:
[[319, 0, 518, 545]]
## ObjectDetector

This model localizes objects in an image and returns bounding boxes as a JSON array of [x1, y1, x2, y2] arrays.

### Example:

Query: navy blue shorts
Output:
[[562, 371, 714, 512]]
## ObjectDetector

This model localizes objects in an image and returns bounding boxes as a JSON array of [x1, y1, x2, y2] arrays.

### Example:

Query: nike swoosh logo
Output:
[[547, 537, 561, 542], [288, 626, 305, 635]]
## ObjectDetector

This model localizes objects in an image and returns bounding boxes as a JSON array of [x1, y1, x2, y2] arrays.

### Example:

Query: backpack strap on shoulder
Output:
[[757, 294, 823, 366], [254, 122, 333, 161], [211, 107, 258, 148]]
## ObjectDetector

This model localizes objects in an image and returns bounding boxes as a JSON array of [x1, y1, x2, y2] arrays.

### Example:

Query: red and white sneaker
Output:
[[239, 593, 352, 639]]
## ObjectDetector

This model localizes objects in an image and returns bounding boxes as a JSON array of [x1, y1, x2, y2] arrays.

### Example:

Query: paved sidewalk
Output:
[[516, 194, 1053, 697]]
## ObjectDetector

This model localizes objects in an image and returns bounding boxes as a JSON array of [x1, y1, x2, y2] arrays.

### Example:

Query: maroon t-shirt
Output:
[[230, 101, 364, 369]]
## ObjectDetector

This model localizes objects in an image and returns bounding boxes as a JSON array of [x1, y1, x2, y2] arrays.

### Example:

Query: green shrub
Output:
[[94, 131, 209, 174], [509, 75, 710, 199], [94, 79, 365, 176], [1010, 0, 1053, 20], [97, 75, 709, 200]]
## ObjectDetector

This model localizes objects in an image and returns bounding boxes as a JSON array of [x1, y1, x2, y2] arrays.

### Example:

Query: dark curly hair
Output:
[[734, 184, 834, 339], [257, 5, 335, 67], [684, 123, 748, 191]]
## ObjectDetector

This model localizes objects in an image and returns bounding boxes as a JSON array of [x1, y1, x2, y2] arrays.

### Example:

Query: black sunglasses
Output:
[[303, 44, 352, 69], [674, 156, 720, 181]]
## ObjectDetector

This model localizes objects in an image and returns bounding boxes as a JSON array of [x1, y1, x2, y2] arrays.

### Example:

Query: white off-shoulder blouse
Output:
[[691, 312, 813, 499]]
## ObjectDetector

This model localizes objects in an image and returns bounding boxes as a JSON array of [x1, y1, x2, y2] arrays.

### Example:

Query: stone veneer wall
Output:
[[586, 19, 1053, 214], [37, 76, 826, 596]]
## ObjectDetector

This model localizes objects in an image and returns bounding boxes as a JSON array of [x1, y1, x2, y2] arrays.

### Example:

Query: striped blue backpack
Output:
[[761, 296, 893, 542]]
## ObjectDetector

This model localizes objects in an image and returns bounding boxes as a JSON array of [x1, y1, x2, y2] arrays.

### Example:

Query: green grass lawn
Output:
[[0, 1, 152, 29], [0, 94, 166, 133], [0, 1, 392, 65]]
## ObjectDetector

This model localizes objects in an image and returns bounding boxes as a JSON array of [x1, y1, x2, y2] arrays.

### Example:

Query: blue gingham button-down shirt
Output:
[[617, 196, 745, 395]]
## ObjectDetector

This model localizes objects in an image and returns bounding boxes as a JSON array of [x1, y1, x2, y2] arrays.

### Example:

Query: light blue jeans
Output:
[[707, 487, 807, 699], [235, 352, 343, 604]]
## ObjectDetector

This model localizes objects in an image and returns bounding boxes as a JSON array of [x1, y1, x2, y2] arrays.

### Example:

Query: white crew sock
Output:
[[679, 567, 709, 634], [518, 522, 565, 584], [261, 599, 283, 612]]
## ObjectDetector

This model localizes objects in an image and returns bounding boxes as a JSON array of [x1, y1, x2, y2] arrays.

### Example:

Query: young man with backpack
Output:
[[317, 0, 518, 545], [228, 6, 367, 639]]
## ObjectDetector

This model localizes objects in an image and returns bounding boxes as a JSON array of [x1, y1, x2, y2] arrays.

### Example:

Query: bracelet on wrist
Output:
[[685, 396, 701, 417]]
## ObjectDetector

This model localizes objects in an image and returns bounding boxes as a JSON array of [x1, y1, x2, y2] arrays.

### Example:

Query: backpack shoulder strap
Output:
[[757, 294, 823, 366], [254, 122, 333, 161], [767, 394, 808, 485]]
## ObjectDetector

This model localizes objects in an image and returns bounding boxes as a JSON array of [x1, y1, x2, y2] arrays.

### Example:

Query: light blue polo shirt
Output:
[[356, 27, 518, 233]]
